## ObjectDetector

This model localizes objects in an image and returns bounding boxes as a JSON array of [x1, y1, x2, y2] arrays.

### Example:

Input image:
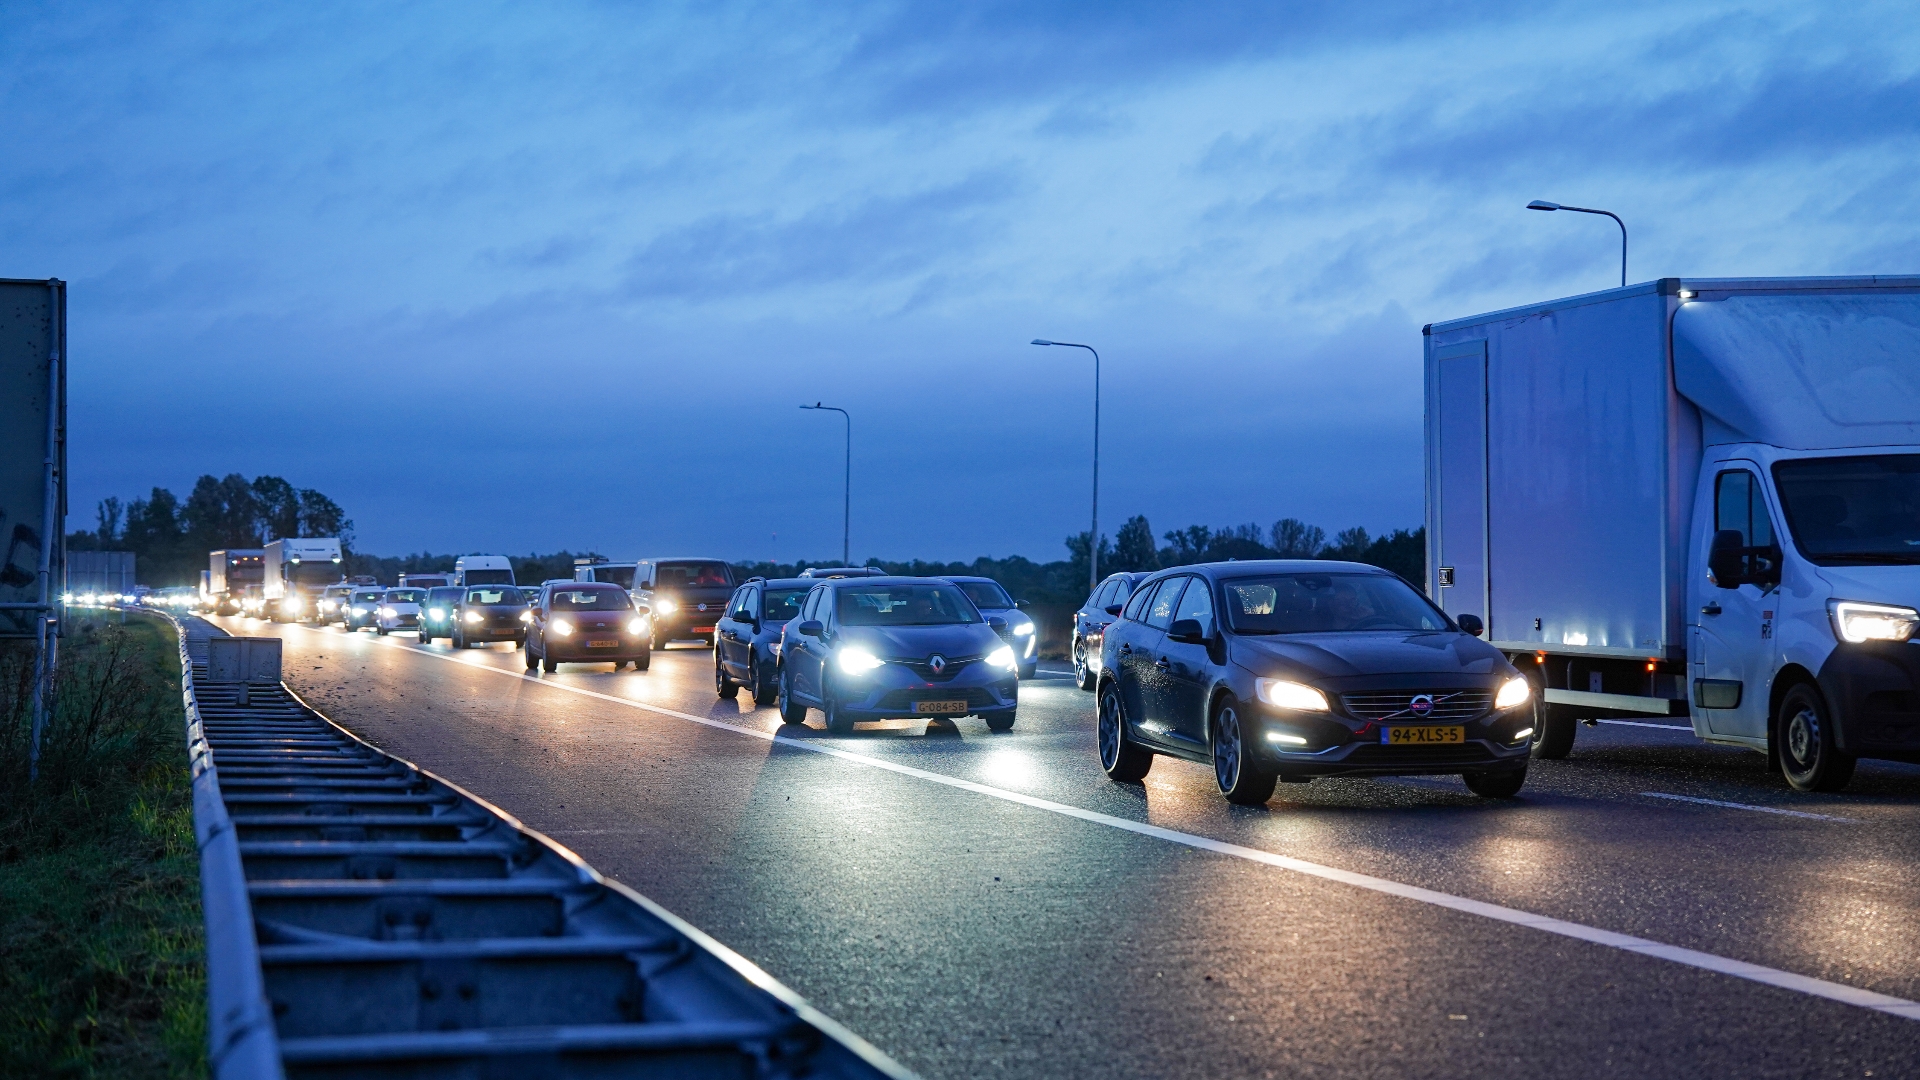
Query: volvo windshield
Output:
[[1774, 455, 1920, 566], [1223, 573, 1449, 634]]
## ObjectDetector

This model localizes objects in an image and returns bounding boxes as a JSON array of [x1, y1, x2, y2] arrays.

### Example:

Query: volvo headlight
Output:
[[986, 645, 1017, 670], [463, 610, 482, 624], [1255, 678, 1329, 712], [627, 617, 648, 635], [1829, 600, 1920, 644], [653, 598, 678, 615], [429, 607, 446, 620], [1494, 676, 1532, 710], [552, 618, 574, 637], [838, 646, 884, 674]]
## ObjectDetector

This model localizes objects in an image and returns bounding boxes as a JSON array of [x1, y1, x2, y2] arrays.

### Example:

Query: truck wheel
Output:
[[1464, 765, 1528, 798], [1531, 701, 1577, 759], [1212, 698, 1277, 806], [1098, 682, 1152, 781], [715, 655, 739, 699], [1776, 683, 1856, 792], [777, 670, 808, 726]]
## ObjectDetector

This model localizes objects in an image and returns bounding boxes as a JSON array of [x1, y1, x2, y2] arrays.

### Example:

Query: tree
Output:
[[1111, 515, 1158, 573], [95, 498, 123, 545], [1325, 526, 1371, 561], [1159, 525, 1212, 566], [297, 489, 352, 546], [1063, 530, 1114, 594], [252, 475, 301, 541], [1269, 518, 1326, 559]]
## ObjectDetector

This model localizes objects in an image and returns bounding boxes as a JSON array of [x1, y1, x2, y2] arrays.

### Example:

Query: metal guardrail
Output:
[[165, 612, 914, 1080]]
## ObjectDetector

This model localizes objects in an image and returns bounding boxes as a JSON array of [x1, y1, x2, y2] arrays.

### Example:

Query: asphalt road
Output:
[[219, 614, 1920, 1079]]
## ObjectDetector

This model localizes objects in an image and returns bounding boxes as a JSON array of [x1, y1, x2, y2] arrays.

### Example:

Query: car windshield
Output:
[[760, 588, 805, 621], [836, 584, 980, 626], [549, 588, 632, 611], [954, 581, 1013, 609], [655, 561, 734, 588], [1222, 573, 1449, 634], [427, 588, 461, 602], [352, 592, 382, 603], [466, 587, 525, 605], [1774, 455, 1920, 565], [386, 590, 424, 603]]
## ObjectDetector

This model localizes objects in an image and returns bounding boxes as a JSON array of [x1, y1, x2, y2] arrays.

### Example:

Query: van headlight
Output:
[[1830, 600, 1920, 643], [551, 619, 574, 637], [838, 646, 885, 675], [1494, 676, 1532, 710], [653, 598, 678, 615], [1255, 678, 1329, 712], [986, 645, 1017, 670]]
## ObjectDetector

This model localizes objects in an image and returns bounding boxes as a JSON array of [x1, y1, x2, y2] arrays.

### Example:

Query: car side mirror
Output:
[[1015, 599, 1029, 609], [1457, 613, 1484, 637], [798, 620, 824, 638], [1168, 618, 1208, 644], [1104, 604, 1124, 616], [633, 603, 650, 615], [988, 616, 1008, 634]]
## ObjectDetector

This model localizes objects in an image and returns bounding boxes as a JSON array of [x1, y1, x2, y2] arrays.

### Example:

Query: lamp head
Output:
[[1526, 200, 1561, 211], [1030, 339, 1053, 346]]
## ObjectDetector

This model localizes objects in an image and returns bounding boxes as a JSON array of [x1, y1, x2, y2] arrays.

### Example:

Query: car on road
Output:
[[317, 583, 355, 625], [374, 588, 425, 636], [524, 582, 651, 672], [452, 585, 530, 649], [342, 587, 386, 632], [714, 576, 810, 704], [417, 585, 464, 644], [777, 577, 1021, 734], [943, 576, 1040, 679], [635, 558, 737, 650], [1097, 561, 1536, 805], [1071, 571, 1151, 690]]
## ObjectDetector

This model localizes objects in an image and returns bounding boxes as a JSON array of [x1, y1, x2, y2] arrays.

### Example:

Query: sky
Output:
[[4, 1, 1919, 562]]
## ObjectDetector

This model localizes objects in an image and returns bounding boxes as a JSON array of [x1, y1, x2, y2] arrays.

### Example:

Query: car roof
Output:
[[1156, 559, 1392, 579], [757, 577, 813, 588], [940, 575, 1005, 585], [821, 575, 957, 588]]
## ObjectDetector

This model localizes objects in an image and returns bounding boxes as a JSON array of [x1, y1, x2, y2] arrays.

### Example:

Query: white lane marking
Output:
[[1641, 792, 1857, 823], [306, 627, 1920, 1023], [1594, 719, 1694, 731]]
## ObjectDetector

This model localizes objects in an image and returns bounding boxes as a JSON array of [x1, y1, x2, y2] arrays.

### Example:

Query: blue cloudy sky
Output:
[[5, 1, 1919, 561]]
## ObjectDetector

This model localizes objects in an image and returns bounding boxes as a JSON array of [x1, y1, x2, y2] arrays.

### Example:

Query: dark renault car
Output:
[[777, 577, 1021, 733], [451, 585, 530, 649], [1097, 561, 1536, 805], [417, 585, 464, 644], [1070, 571, 1151, 690], [525, 583, 650, 672], [636, 558, 737, 650], [715, 577, 810, 705]]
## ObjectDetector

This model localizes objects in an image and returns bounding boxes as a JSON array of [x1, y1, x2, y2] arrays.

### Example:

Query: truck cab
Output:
[[454, 555, 515, 587]]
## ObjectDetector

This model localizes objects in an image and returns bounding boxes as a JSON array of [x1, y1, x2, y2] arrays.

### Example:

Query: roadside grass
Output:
[[0, 611, 206, 1079]]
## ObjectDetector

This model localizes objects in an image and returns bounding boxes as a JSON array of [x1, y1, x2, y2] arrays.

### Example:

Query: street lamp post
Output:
[[800, 402, 851, 565], [1031, 339, 1101, 594], [1526, 200, 1627, 288]]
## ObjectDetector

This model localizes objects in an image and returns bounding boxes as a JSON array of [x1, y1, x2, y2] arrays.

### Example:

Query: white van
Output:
[[454, 555, 515, 587]]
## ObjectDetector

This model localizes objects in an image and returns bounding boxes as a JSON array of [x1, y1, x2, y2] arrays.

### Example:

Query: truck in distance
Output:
[[263, 537, 344, 623], [207, 549, 265, 615], [1426, 275, 1920, 791]]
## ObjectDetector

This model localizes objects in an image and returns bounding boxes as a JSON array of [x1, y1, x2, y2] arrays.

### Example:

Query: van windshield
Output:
[[655, 561, 734, 588], [461, 569, 514, 585], [1222, 573, 1450, 634], [1774, 455, 1920, 565]]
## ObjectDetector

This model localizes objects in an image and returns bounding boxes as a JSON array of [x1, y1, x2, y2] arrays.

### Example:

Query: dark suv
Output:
[[635, 558, 737, 650]]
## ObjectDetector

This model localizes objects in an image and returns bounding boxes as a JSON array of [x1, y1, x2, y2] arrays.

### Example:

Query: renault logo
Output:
[[928, 655, 947, 674], [1409, 694, 1435, 716]]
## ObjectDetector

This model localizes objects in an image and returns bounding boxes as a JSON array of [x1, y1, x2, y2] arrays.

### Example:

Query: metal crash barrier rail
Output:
[[167, 613, 914, 1080]]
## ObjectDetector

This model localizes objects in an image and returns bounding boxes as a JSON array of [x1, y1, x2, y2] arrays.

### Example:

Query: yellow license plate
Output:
[[1384, 725, 1465, 745], [913, 700, 969, 715], [586, 639, 620, 648]]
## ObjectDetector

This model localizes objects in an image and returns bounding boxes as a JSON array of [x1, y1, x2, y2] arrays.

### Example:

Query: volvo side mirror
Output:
[[1457, 613, 1485, 637], [798, 620, 824, 638], [1168, 618, 1208, 644]]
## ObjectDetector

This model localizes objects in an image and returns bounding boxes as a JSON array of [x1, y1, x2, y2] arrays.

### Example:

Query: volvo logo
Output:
[[928, 654, 947, 674], [1409, 694, 1435, 717]]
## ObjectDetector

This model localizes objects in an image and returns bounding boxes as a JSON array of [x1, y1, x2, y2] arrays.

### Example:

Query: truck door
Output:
[[1691, 467, 1780, 740], [1434, 342, 1489, 631]]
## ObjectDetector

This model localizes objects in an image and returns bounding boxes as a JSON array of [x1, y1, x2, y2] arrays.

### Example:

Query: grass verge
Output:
[[0, 610, 206, 1079]]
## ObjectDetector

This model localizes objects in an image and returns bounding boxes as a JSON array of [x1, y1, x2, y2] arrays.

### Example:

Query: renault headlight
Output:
[[463, 610, 482, 624], [1494, 676, 1532, 710], [552, 618, 574, 637], [838, 646, 884, 675], [1830, 600, 1920, 644], [428, 607, 445, 620], [1013, 623, 1034, 636], [1255, 678, 1330, 712], [986, 645, 1017, 671], [653, 598, 678, 615], [627, 617, 648, 635]]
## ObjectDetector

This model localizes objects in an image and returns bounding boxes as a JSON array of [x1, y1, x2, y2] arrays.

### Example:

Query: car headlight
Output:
[[986, 645, 1017, 670], [285, 598, 302, 612], [379, 607, 396, 619], [1013, 622, 1034, 635], [1829, 600, 1920, 644], [519, 610, 533, 623], [429, 607, 445, 619], [351, 607, 367, 616], [1494, 676, 1532, 710], [1255, 678, 1329, 712], [838, 646, 884, 674], [653, 598, 678, 615], [627, 617, 648, 635], [463, 610, 482, 624], [552, 618, 574, 637]]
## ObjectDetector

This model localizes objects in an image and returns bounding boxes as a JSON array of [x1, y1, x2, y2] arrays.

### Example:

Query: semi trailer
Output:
[[207, 549, 264, 615], [263, 537, 344, 622], [1425, 275, 1920, 791]]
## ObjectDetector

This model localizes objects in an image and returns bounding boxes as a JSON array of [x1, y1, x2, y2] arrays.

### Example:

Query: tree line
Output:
[[67, 474, 352, 587]]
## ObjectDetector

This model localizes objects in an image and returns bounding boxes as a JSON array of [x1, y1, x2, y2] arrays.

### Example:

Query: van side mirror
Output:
[[1709, 530, 1781, 589], [798, 620, 824, 638], [1457, 613, 1484, 637], [1168, 618, 1208, 644]]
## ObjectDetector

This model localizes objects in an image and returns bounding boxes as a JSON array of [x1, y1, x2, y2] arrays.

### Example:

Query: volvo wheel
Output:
[[1098, 681, 1152, 782], [1211, 697, 1276, 806]]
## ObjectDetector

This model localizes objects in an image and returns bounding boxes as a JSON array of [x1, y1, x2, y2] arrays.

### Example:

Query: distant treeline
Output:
[[67, 473, 351, 587]]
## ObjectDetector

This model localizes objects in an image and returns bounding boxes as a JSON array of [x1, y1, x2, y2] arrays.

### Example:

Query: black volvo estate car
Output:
[[1097, 561, 1536, 805]]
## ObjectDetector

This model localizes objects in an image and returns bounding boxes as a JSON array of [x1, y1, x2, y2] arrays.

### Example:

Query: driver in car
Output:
[[1329, 580, 1378, 630]]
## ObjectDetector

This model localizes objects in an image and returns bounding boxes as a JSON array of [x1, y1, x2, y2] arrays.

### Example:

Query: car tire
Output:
[[1777, 682, 1856, 793], [1018, 661, 1037, 681], [1531, 699, 1577, 759], [751, 658, 778, 706], [1097, 681, 1153, 782], [652, 633, 665, 652], [1464, 765, 1529, 798], [376, 625, 389, 636], [542, 655, 557, 673], [633, 650, 650, 672], [716, 654, 739, 699], [1074, 639, 1097, 692], [983, 708, 1016, 733], [1211, 697, 1277, 806], [777, 669, 808, 726], [823, 675, 854, 734]]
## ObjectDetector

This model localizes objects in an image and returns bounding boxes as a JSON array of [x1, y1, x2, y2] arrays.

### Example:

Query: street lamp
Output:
[[1527, 200, 1627, 288], [1031, 339, 1101, 594], [800, 402, 851, 565]]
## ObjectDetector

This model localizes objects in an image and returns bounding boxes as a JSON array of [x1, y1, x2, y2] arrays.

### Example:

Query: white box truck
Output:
[[208, 549, 265, 615], [1425, 275, 1920, 790], [454, 555, 514, 586], [263, 538, 344, 623]]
